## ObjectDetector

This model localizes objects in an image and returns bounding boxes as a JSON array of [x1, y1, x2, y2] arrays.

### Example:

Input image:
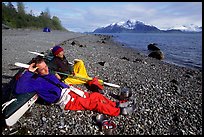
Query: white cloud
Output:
[[69, 2, 201, 32]]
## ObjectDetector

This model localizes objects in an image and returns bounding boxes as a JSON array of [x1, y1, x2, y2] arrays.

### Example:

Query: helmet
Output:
[[96, 114, 108, 124], [119, 87, 132, 100]]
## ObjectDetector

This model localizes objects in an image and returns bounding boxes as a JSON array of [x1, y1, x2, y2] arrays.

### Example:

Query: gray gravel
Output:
[[2, 29, 202, 135]]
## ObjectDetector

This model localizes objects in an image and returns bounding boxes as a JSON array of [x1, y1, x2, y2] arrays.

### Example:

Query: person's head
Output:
[[52, 45, 64, 59], [31, 56, 49, 75]]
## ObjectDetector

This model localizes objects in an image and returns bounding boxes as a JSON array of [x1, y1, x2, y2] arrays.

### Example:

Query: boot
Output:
[[117, 101, 131, 108], [120, 106, 134, 115]]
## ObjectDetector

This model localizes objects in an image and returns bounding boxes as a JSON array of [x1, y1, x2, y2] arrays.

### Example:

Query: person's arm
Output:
[[15, 63, 39, 94], [48, 67, 62, 80], [15, 71, 38, 94], [55, 73, 61, 80], [67, 63, 73, 74]]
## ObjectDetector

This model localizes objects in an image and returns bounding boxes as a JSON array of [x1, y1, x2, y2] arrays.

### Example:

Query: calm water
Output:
[[103, 33, 202, 70]]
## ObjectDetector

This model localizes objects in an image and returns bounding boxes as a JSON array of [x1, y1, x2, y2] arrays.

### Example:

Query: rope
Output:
[[2, 98, 17, 112]]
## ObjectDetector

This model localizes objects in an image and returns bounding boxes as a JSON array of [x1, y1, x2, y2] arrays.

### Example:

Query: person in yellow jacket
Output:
[[49, 45, 94, 85]]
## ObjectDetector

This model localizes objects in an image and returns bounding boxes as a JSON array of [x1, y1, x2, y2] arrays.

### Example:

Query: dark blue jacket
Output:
[[15, 71, 69, 103], [49, 56, 73, 79]]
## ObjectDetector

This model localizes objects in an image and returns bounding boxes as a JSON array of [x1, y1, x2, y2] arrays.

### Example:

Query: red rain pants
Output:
[[64, 91, 120, 116]]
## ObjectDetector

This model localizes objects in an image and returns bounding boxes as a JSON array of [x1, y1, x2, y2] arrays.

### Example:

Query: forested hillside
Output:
[[2, 2, 67, 31]]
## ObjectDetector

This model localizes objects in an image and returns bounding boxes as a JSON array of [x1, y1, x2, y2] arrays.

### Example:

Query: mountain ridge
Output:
[[93, 19, 202, 33]]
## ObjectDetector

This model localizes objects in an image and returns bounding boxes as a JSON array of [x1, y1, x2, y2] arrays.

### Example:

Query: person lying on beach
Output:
[[15, 56, 134, 116], [49, 45, 91, 85]]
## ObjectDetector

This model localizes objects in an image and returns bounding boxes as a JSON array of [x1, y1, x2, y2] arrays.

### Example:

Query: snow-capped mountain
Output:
[[93, 19, 202, 33], [110, 19, 145, 29], [93, 19, 161, 33], [167, 24, 202, 32]]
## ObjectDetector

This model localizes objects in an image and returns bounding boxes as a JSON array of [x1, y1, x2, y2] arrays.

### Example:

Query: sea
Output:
[[100, 33, 202, 70]]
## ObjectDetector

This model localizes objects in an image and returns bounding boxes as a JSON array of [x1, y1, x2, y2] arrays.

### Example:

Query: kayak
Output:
[[2, 63, 38, 127]]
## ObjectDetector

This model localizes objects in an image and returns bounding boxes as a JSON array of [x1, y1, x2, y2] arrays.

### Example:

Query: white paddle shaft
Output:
[[28, 51, 45, 56], [15, 62, 29, 68]]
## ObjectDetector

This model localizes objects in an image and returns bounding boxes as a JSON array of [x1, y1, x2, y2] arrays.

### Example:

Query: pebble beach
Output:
[[2, 29, 202, 135]]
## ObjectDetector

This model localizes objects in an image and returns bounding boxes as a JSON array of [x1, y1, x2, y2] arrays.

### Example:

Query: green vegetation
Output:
[[2, 2, 68, 31]]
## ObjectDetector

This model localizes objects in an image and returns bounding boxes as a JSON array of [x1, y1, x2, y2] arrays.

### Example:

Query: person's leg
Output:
[[73, 60, 89, 78], [64, 91, 88, 111], [87, 92, 120, 116], [63, 60, 91, 85], [64, 92, 120, 116]]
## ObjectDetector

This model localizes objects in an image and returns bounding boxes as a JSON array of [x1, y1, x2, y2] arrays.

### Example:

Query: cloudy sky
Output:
[[10, 2, 202, 32]]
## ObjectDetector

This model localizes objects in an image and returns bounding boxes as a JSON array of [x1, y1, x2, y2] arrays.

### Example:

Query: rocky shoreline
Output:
[[2, 29, 202, 135]]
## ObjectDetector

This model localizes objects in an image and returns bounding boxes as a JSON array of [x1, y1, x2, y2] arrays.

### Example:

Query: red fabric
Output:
[[88, 77, 104, 90], [64, 91, 120, 116]]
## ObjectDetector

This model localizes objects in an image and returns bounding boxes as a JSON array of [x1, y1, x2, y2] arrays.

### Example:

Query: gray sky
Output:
[[10, 2, 202, 32]]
